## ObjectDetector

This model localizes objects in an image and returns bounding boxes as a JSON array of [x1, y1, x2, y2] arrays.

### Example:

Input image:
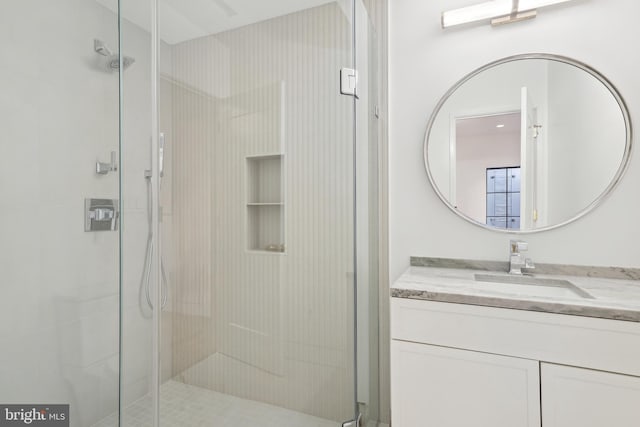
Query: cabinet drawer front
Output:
[[541, 363, 640, 427], [391, 340, 540, 427], [391, 298, 640, 376]]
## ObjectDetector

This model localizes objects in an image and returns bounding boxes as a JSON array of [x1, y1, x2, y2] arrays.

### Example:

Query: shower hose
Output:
[[142, 176, 168, 310]]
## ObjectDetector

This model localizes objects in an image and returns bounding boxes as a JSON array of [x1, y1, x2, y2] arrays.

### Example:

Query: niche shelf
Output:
[[246, 154, 285, 253]]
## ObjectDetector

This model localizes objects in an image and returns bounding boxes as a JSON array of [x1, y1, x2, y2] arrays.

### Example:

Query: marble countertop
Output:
[[392, 265, 640, 322]]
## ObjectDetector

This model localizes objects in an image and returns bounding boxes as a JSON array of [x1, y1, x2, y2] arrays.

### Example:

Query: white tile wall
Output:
[[0, 1, 122, 426]]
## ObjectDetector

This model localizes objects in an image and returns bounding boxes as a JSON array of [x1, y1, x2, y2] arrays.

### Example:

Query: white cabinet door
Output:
[[541, 363, 640, 427], [391, 340, 541, 427]]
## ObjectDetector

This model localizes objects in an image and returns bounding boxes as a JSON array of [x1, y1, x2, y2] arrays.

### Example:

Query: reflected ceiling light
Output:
[[496, 124, 505, 128], [441, 0, 574, 28]]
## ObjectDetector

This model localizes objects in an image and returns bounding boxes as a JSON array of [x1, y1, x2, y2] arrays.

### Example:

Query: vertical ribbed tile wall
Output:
[[165, 79, 216, 374], [165, 3, 355, 422]]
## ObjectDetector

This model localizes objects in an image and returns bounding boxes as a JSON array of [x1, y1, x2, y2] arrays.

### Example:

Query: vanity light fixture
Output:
[[441, 0, 574, 28]]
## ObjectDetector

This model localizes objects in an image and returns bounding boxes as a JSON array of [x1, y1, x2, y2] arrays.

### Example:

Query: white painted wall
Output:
[[545, 60, 626, 225], [389, 0, 640, 281]]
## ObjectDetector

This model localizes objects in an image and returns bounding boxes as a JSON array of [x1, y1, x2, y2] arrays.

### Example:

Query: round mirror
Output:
[[424, 54, 632, 233]]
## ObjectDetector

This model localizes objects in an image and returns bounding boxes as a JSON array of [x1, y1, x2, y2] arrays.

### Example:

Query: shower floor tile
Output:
[[92, 380, 340, 427]]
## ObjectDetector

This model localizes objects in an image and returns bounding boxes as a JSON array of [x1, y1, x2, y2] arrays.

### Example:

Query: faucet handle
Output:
[[510, 240, 528, 254], [524, 258, 535, 269]]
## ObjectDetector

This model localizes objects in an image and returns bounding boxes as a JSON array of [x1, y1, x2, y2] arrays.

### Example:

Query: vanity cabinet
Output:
[[541, 363, 640, 427], [391, 297, 640, 427], [392, 341, 540, 427]]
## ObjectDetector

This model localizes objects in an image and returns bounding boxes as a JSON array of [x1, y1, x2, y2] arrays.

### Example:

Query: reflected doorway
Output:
[[453, 112, 521, 227]]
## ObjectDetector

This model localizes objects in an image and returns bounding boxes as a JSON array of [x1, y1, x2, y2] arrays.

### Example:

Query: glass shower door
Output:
[[154, 0, 358, 425], [0, 1, 121, 426]]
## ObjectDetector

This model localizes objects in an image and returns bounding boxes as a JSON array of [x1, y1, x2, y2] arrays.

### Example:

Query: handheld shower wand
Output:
[[142, 133, 168, 311]]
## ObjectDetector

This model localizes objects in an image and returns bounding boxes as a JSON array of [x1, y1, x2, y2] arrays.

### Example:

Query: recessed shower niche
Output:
[[246, 154, 284, 253]]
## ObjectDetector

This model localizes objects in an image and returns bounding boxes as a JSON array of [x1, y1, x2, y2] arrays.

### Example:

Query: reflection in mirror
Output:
[[425, 54, 631, 232]]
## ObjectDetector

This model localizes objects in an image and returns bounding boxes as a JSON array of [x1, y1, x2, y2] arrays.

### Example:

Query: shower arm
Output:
[[94, 39, 113, 57]]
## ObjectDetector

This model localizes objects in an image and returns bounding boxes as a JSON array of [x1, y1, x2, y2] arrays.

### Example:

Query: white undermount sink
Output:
[[474, 273, 595, 299]]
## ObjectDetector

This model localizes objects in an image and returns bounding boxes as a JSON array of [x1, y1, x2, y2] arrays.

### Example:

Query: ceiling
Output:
[[96, 0, 336, 45], [456, 112, 521, 138]]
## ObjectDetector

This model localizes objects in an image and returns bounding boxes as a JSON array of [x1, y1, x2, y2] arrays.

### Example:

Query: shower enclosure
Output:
[[0, 0, 381, 426]]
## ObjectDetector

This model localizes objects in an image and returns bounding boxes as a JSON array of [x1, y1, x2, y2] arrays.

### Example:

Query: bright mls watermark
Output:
[[0, 405, 69, 426]]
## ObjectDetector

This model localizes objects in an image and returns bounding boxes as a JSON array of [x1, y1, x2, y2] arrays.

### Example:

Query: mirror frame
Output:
[[423, 53, 633, 234]]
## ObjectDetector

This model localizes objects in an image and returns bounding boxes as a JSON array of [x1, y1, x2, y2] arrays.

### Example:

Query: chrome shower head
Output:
[[94, 39, 135, 72], [107, 55, 136, 71]]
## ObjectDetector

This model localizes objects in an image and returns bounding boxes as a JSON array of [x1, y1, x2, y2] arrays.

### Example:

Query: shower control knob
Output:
[[90, 208, 114, 221]]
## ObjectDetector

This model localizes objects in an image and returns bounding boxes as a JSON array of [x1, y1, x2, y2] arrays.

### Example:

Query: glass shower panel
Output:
[[0, 1, 120, 426], [118, 0, 157, 425], [156, 1, 357, 425]]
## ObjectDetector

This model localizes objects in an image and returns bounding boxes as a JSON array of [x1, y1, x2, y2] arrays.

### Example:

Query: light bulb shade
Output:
[[518, 0, 574, 10], [442, 0, 574, 28]]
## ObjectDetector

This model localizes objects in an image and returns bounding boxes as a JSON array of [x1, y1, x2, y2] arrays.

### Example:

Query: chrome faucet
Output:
[[509, 240, 535, 275]]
